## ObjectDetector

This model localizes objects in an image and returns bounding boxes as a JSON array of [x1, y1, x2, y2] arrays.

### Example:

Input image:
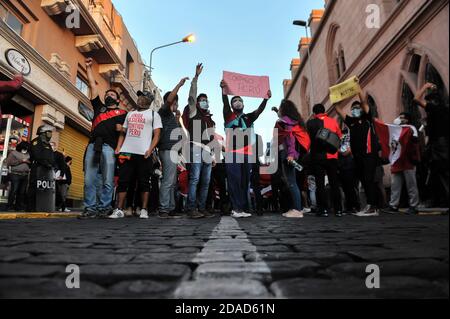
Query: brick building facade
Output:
[[284, 0, 448, 127]]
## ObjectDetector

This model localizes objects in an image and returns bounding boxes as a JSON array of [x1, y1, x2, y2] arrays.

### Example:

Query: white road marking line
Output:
[[174, 216, 274, 298]]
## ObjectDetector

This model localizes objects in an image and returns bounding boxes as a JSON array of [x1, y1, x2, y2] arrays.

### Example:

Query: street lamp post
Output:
[[293, 20, 315, 107], [148, 34, 195, 79]]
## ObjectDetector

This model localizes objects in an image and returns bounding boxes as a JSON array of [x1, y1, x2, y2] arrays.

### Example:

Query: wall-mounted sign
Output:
[[5, 49, 31, 75]]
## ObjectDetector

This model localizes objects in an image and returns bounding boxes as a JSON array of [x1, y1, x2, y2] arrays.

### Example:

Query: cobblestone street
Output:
[[0, 214, 448, 299]]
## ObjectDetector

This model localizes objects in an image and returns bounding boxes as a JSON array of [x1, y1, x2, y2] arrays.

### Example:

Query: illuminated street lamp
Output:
[[149, 34, 196, 78]]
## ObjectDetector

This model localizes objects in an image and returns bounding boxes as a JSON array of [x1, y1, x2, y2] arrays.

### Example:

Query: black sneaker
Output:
[[317, 210, 329, 218], [383, 206, 399, 214], [97, 207, 114, 219], [200, 210, 216, 218], [406, 207, 419, 215], [336, 211, 344, 217], [78, 210, 98, 220], [158, 212, 170, 219], [169, 211, 184, 219], [187, 210, 205, 219]]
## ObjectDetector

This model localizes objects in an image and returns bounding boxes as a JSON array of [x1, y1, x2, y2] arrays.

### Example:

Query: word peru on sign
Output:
[[223, 71, 271, 99], [5, 49, 31, 75], [329, 76, 361, 104]]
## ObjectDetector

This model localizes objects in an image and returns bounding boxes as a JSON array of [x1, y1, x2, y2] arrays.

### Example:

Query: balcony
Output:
[[75, 35, 103, 53], [40, 0, 123, 67], [98, 63, 120, 80]]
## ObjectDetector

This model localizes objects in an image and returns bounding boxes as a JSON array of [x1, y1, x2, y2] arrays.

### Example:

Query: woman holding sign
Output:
[[220, 79, 271, 219]]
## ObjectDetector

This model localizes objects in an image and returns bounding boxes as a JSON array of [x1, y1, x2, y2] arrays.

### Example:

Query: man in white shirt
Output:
[[110, 91, 162, 219]]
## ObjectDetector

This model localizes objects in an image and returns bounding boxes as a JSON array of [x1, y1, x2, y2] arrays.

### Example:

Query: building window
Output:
[[340, 48, 347, 73], [78, 102, 94, 122], [76, 75, 90, 97], [401, 82, 421, 127], [335, 54, 341, 80], [400, 47, 449, 128], [326, 23, 340, 85], [300, 77, 310, 115], [0, 4, 24, 35]]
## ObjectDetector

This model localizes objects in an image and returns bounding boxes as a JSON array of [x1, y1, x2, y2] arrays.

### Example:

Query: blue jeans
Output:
[[280, 151, 302, 211], [226, 162, 251, 211], [187, 161, 212, 211], [84, 143, 116, 212], [159, 150, 178, 212]]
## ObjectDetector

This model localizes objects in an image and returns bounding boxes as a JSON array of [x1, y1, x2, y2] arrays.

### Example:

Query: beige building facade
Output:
[[0, 0, 153, 206]]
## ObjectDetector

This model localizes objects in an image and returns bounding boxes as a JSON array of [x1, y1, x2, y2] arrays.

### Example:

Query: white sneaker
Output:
[[283, 210, 304, 218], [241, 212, 252, 218], [139, 209, 149, 219], [109, 209, 125, 219], [355, 211, 380, 217], [303, 207, 312, 214], [231, 210, 250, 218], [354, 205, 380, 217], [64, 208, 71, 213]]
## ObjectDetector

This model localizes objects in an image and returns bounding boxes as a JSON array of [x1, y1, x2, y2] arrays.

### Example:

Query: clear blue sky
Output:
[[114, 0, 324, 145]]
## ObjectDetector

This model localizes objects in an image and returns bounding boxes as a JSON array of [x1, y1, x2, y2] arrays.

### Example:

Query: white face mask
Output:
[[21, 150, 28, 154], [199, 101, 209, 110], [351, 108, 362, 118], [232, 100, 244, 111], [393, 117, 402, 126]]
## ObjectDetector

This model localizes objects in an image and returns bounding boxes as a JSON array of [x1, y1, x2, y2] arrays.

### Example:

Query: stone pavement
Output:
[[0, 214, 448, 299]]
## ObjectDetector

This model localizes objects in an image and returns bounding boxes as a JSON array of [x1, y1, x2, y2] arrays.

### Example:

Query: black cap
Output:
[[137, 90, 154, 99]]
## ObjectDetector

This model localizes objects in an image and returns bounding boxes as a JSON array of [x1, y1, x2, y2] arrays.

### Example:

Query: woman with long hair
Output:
[[274, 100, 310, 218]]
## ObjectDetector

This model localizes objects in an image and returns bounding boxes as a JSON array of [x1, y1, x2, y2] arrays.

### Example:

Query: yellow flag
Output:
[[329, 76, 361, 104]]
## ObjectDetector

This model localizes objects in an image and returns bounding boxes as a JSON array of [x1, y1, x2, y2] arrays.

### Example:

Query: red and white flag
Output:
[[373, 119, 419, 172]]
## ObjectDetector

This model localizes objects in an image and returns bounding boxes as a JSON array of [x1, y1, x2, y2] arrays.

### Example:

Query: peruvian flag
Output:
[[373, 119, 419, 172]]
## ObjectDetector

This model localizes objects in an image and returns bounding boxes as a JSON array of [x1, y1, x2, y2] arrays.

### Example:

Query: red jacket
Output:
[[307, 113, 342, 160]]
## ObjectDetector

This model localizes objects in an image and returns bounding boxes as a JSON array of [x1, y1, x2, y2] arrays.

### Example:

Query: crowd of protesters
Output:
[[75, 59, 449, 220], [1, 61, 448, 219]]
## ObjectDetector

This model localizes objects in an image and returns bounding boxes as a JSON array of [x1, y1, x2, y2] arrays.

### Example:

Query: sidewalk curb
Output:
[[0, 213, 81, 220]]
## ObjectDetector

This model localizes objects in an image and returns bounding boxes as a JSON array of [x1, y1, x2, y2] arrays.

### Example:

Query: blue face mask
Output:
[[352, 108, 362, 118]]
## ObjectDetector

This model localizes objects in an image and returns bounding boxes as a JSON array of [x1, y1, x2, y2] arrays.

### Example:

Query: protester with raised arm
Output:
[[158, 77, 189, 219], [335, 90, 381, 217], [414, 83, 449, 208], [221, 79, 271, 218], [79, 58, 127, 219], [182, 64, 216, 219]]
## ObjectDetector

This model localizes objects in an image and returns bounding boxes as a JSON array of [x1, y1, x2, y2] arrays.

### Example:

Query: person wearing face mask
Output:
[[181, 64, 216, 219], [5, 142, 31, 211], [109, 90, 162, 219], [337, 126, 361, 215], [335, 90, 381, 217], [28, 125, 56, 212], [414, 83, 449, 209], [220, 80, 272, 218], [307, 104, 343, 218], [79, 58, 128, 219], [383, 112, 421, 215], [158, 77, 189, 219]]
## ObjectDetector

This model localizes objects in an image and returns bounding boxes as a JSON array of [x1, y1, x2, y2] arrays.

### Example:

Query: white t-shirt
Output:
[[120, 109, 163, 155]]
